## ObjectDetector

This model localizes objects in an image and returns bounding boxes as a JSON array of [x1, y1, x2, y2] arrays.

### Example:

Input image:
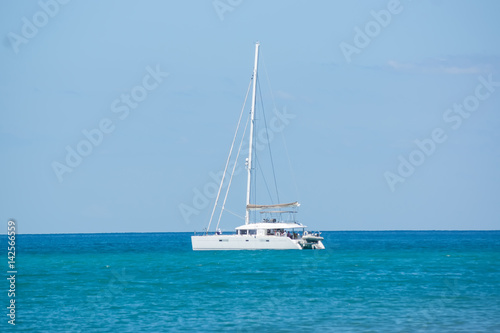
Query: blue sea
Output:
[[2, 231, 499, 332]]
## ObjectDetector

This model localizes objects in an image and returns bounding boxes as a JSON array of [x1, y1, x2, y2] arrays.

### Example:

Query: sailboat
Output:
[[191, 42, 325, 250]]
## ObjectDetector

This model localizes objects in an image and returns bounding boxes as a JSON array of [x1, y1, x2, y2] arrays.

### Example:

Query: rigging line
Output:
[[215, 114, 250, 231], [257, 75, 280, 203], [223, 209, 245, 221], [262, 52, 300, 202], [261, 50, 278, 112], [255, 153, 274, 206], [206, 79, 253, 234], [280, 126, 301, 202]]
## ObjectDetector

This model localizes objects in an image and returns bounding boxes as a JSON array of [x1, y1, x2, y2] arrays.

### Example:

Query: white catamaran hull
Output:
[[191, 235, 325, 250]]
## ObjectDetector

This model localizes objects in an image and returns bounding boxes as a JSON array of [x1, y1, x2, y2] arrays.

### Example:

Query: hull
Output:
[[191, 235, 324, 250], [302, 235, 324, 242]]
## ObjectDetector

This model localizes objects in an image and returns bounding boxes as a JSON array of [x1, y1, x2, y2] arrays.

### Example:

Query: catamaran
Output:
[[191, 42, 324, 250]]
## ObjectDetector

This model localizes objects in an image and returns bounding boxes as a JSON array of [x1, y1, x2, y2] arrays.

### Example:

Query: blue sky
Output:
[[1, 0, 499, 234]]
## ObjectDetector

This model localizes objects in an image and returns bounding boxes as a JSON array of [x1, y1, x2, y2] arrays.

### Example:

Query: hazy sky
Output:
[[1, 0, 499, 234]]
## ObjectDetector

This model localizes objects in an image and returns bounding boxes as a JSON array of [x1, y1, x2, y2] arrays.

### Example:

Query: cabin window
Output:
[[249, 229, 256, 235], [240, 230, 247, 235]]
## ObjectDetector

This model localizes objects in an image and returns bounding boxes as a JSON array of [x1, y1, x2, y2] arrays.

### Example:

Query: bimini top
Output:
[[235, 222, 307, 230], [246, 201, 300, 210]]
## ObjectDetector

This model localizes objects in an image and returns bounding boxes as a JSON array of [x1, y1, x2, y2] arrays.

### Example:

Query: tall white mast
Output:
[[245, 42, 259, 225]]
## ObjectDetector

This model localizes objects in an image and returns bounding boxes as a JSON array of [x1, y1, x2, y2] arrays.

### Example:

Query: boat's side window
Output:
[[240, 230, 247, 235], [249, 230, 256, 235]]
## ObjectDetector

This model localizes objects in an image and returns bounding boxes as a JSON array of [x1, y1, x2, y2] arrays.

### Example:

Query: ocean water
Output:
[[2, 231, 499, 332]]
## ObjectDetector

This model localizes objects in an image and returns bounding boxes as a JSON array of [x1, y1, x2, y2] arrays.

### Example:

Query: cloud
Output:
[[275, 90, 295, 100], [387, 55, 500, 74]]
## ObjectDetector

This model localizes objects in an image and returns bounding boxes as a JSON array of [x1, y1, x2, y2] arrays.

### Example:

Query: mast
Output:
[[245, 42, 259, 225]]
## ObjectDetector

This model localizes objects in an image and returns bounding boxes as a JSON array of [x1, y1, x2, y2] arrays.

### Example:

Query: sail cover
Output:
[[246, 201, 300, 210]]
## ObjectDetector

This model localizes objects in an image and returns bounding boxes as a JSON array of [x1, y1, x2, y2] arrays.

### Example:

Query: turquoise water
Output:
[[2, 231, 499, 332]]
